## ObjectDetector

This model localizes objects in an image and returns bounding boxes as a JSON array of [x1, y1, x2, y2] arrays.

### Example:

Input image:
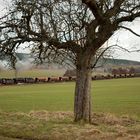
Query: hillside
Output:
[[15, 53, 140, 66], [1, 53, 140, 69], [102, 58, 140, 66]]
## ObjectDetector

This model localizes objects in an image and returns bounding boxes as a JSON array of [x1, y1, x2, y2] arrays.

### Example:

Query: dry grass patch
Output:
[[92, 113, 139, 126], [0, 111, 139, 140], [29, 110, 73, 121]]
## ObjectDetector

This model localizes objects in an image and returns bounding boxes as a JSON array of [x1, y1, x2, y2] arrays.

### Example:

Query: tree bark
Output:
[[74, 58, 92, 123]]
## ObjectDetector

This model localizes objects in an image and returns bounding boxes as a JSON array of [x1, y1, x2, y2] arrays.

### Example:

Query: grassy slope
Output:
[[0, 78, 140, 117]]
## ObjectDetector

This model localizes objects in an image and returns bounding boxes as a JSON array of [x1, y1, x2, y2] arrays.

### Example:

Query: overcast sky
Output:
[[0, 0, 140, 62]]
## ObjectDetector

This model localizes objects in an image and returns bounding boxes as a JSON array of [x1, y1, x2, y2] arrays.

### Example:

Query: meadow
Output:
[[0, 78, 140, 140], [0, 78, 140, 117]]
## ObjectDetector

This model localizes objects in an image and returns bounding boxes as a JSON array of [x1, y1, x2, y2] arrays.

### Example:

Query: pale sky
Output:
[[108, 19, 140, 61], [0, 0, 140, 62]]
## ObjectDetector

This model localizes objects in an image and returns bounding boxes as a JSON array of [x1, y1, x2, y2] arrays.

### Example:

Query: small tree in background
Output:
[[0, 0, 140, 123], [129, 67, 135, 74]]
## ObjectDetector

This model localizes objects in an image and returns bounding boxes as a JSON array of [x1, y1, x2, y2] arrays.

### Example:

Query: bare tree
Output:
[[0, 0, 140, 123]]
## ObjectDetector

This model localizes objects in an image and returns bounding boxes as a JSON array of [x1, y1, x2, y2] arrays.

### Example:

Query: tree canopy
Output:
[[0, 0, 139, 66]]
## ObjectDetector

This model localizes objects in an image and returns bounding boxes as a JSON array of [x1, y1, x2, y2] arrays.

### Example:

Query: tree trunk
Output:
[[74, 58, 92, 123]]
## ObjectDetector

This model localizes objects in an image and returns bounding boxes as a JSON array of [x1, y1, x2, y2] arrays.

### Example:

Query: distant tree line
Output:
[[64, 66, 140, 77], [112, 67, 135, 75]]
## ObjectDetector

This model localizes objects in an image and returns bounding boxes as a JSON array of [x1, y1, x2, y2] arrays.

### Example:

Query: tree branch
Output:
[[91, 43, 132, 69], [116, 12, 140, 23], [82, 0, 104, 23], [118, 25, 140, 37], [105, 0, 125, 18]]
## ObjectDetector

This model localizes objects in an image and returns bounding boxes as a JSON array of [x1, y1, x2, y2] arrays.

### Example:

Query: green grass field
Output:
[[0, 78, 140, 117], [0, 78, 140, 140]]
